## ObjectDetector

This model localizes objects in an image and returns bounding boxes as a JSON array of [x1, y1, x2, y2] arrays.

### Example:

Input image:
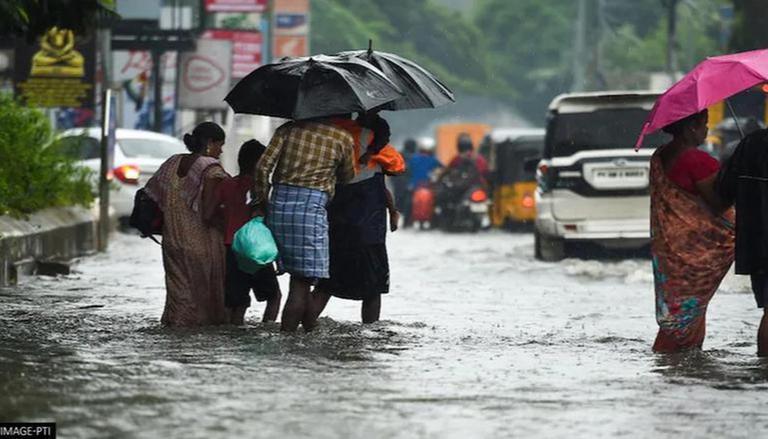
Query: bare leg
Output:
[[262, 291, 282, 323], [759, 308, 768, 357], [303, 287, 331, 332], [281, 276, 311, 332], [362, 294, 381, 324]]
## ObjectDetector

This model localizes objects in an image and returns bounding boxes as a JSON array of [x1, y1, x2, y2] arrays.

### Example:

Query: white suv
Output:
[[534, 91, 669, 261]]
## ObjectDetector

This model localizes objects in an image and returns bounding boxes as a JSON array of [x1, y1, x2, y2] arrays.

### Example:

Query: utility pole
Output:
[[665, 0, 680, 83], [572, 0, 588, 92], [152, 49, 163, 133]]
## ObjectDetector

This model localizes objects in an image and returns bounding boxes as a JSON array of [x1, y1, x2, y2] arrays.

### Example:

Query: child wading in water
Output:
[[218, 140, 282, 324]]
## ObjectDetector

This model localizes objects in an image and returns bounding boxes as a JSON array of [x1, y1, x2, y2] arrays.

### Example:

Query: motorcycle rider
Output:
[[434, 134, 489, 230], [447, 133, 488, 182]]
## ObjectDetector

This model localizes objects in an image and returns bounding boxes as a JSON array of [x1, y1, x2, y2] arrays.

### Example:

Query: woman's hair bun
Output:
[[183, 133, 198, 152]]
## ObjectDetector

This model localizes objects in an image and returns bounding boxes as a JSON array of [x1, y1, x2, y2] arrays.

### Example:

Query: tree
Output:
[[311, 0, 498, 96], [474, 0, 576, 119], [0, 0, 117, 40], [730, 0, 768, 51]]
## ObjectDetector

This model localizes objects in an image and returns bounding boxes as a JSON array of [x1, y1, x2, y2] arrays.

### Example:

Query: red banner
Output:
[[202, 30, 262, 79], [205, 0, 267, 12]]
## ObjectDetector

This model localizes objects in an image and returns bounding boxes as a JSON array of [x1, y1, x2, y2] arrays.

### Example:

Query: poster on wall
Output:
[[113, 51, 177, 133], [14, 27, 96, 110], [202, 30, 262, 79], [179, 39, 232, 109]]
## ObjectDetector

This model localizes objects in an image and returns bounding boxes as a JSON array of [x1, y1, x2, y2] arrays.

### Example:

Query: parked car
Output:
[[57, 128, 187, 220], [534, 91, 670, 261]]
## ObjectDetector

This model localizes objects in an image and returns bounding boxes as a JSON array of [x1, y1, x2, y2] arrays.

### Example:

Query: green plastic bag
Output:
[[231, 217, 278, 274]]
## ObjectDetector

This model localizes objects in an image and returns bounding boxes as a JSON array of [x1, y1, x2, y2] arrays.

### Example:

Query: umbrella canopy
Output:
[[635, 49, 768, 149], [337, 49, 455, 111], [225, 55, 404, 120]]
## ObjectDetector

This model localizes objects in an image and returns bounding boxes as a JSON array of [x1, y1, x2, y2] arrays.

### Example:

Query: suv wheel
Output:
[[534, 230, 565, 262]]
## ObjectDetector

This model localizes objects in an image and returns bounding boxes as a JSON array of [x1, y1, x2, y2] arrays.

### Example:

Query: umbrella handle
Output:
[[726, 99, 745, 139]]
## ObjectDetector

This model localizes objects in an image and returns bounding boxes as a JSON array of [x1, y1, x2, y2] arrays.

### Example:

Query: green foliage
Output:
[[730, 0, 768, 51], [311, 0, 499, 97], [311, 0, 730, 121], [0, 94, 93, 217], [474, 0, 576, 118]]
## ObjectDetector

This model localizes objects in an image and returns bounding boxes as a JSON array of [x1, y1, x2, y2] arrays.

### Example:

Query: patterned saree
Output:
[[650, 150, 734, 352]]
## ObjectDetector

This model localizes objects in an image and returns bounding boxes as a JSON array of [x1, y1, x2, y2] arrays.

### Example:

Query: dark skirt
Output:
[[321, 243, 389, 300], [319, 174, 390, 300]]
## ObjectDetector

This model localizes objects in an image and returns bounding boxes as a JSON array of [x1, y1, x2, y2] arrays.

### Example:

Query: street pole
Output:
[[572, 0, 587, 92], [98, 88, 112, 252], [266, 0, 274, 63], [666, 0, 679, 83], [152, 49, 163, 133], [97, 23, 113, 252]]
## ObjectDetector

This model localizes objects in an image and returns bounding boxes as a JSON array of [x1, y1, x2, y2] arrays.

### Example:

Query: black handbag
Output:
[[129, 188, 163, 243]]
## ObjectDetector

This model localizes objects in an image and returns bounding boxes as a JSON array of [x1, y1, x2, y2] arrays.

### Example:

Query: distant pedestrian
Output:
[[217, 140, 281, 325], [407, 138, 442, 189], [650, 110, 734, 352], [252, 118, 356, 332], [717, 128, 768, 356], [393, 138, 417, 224], [144, 122, 230, 326]]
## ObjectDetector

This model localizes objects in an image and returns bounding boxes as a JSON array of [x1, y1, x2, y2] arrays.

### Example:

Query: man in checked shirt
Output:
[[252, 116, 356, 332]]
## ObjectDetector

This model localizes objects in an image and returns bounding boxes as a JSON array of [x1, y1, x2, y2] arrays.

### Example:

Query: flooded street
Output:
[[2, 230, 768, 438]]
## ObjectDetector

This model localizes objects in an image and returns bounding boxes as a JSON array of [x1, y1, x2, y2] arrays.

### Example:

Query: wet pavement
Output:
[[2, 230, 768, 438]]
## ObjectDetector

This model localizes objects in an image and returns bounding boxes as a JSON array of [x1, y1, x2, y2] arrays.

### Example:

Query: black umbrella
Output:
[[225, 55, 404, 120], [337, 44, 455, 111]]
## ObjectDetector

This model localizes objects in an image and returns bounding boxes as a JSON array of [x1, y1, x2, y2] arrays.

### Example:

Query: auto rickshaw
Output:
[[487, 128, 545, 228]]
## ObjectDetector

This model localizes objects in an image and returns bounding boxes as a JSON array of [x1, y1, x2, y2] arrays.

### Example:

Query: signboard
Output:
[[275, 13, 308, 36], [274, 0, 309, 13], [14, 27, 96, 109], [274, 35, 307, 59], [205, 0, 267, 12], [179, 39, 232, 109], [273, 0, 309, 59], [212, 12, 264, 30], [202, 30, 262, 78]]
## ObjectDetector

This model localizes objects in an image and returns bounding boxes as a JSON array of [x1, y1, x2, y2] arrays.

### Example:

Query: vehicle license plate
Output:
[[592, 168, 647, 187], [469, 203, 488, 213]]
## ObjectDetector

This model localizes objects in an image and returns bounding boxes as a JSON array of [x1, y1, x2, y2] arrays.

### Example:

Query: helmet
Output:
[[418, 136, 436, 151], [457, 133, 473, 153]]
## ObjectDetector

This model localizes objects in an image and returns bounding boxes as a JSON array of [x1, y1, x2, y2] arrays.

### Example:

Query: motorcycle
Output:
[[433, 160, 489, 232]]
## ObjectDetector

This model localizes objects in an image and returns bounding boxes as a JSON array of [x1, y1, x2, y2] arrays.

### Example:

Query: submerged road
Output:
[[1, 230, 767, 438]]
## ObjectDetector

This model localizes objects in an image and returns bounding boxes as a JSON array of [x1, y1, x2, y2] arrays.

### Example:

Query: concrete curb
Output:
[[0, 206, 99, 287]]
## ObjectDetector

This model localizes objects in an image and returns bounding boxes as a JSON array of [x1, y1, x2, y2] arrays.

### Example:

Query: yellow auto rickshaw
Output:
[[487, 128, 545, 228]]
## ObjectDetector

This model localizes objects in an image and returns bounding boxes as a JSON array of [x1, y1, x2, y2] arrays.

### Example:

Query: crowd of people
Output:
[[141, 107, 768, 354], [144, 114, 408, 332]]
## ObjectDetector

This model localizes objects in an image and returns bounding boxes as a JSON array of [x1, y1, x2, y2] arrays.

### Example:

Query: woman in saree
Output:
[[651, 109, 735, 352], [144, 122, 230, 326]]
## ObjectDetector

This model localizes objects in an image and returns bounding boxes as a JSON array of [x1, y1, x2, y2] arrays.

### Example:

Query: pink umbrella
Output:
[[635, 49, 768, 149]]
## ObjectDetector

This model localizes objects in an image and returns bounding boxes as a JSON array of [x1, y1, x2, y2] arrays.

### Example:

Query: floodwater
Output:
[[2, 231, 768, 438]]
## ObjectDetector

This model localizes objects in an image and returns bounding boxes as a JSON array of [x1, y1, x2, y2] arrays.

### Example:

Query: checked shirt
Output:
[[253, 120, 356, 204]]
